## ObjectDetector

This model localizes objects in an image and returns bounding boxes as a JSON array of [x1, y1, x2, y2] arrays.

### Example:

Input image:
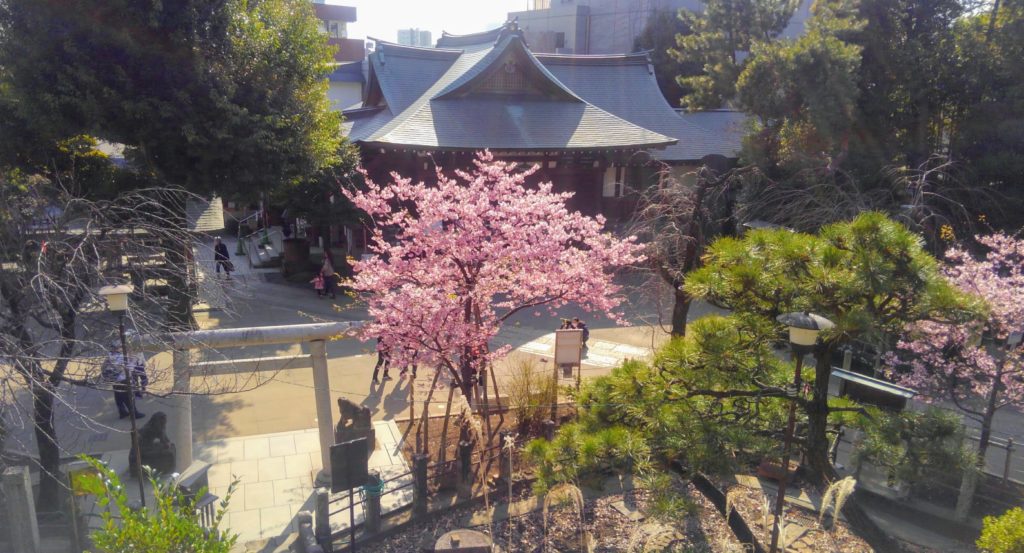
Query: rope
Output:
[[362, 477, 385, 497]]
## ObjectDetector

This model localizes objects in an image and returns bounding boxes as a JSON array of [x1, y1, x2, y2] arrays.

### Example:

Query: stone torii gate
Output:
[[135, 321, 363, 483]]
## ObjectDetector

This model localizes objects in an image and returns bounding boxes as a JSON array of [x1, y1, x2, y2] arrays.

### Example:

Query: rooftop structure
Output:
[[509, 0, 812, 55], [310, 2, 364, 62], [397, 28, 433, 47], [343, 21, 745, 219]]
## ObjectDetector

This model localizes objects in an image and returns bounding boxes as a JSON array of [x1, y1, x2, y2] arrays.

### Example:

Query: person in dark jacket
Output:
[[214, 238, 232, 278], [372, 337, 391, 384]]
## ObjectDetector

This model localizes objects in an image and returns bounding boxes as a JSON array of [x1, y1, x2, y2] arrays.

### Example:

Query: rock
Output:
[[610, 500, 645, 522]]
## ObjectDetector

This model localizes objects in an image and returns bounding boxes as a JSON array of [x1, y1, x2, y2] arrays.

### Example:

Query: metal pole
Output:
[[770, 351, 803, 553], [119, 313, 146, 508]]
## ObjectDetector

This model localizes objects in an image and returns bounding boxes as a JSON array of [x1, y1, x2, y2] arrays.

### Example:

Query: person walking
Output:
[[311, 273, 325, 297], [399, 348, 418, 380], [572, 317, 590, 346], [214, 237, 232, 278], [372, 337, 392, 384], [321, 255, 336, 299], [101, 341, 146, 420]]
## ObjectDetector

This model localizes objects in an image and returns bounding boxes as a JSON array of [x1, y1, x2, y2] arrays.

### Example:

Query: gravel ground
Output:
[[723, 483, 872, 553], [360, 478, 749, 552]]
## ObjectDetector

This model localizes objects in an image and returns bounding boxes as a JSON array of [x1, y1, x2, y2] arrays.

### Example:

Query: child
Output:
[[311, 273, 325, 297]]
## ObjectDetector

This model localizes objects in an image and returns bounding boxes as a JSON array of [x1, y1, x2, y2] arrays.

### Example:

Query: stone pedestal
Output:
[[434, 529, 493, 553]]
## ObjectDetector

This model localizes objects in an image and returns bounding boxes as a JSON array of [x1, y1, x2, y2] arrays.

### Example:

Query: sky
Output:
[[328, 0, 530, 44]]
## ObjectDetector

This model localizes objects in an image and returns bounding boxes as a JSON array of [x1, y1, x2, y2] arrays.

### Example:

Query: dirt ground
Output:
[[360, 477, 749, 553]]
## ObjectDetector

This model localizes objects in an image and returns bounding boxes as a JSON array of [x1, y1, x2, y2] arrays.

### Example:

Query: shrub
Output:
[[506, 357, 557, 434], [77, 456, 237, 553], [978, 507, 1024, 553]]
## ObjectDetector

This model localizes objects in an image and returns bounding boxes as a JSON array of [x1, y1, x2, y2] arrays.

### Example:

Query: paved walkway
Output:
[[194, 420, 410, 544]]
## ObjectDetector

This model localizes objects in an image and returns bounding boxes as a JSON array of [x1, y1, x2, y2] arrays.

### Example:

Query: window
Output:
[[603, 166, 624, 198], [554, 32, 565, 50]]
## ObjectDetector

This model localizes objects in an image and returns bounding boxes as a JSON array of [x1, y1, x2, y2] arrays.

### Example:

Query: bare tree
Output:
[[735, 156, 1001, 252], [629, 163, 738, 337], [0, 177, 225, 509]]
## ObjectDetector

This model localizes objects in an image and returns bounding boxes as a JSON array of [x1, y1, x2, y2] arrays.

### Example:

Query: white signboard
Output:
[[555, 329, 584, 366]]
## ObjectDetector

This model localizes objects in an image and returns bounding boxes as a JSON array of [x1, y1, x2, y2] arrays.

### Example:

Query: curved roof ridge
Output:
[[536, 52, 652, 66], [369, 38, 463, 58], [436, 27, 504, 48]]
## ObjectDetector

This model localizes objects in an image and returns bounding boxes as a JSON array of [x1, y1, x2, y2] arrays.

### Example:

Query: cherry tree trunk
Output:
[[955, 387, 999, 521]]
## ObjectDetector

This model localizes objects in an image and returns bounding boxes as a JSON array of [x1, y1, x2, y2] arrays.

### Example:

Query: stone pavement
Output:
[[494, 327, 653, 369], [195, 420, 411, 544]]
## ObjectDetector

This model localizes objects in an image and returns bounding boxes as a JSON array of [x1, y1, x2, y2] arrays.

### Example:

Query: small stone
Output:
[[610, 500, 646, 522]]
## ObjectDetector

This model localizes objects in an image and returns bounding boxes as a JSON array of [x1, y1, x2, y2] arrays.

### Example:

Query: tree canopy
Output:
[[670, 0, 799, 110], [728, 0, 1022, 234], [633, 10, 699, 107], [344, 153, 643, 401], [0, 0, 342, 197], [531, 213, 975, 551]]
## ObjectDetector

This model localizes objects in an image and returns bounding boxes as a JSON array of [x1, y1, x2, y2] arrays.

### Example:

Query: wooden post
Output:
[[481, 367, 493, 442], [457, 440, 474, 500], [364, 471, 383, 534], [438, 384, 456, 465], [2, 466, 40, 553], [412, 454, 429, 517], [499, 430, 513, 485], [489, 363, 505, 427], [551, 360, 559, 422]]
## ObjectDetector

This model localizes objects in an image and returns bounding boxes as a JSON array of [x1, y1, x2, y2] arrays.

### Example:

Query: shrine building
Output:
[[342, 21, 745, 220]]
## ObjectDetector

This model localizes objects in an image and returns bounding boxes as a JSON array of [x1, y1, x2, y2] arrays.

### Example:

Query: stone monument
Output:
[[335, 398, 375, 455], [129, 411, 176, 476]]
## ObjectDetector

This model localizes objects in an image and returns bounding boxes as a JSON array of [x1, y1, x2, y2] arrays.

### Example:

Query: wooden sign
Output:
[[554, 329, 583, 366], [330, 437, 369, 493]]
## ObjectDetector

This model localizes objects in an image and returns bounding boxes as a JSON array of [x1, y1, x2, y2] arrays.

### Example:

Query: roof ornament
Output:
[[496, 17, 527, 47]]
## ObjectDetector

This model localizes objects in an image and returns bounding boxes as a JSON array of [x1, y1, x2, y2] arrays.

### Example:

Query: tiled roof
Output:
[[328, 61, 364, 83], [345, 24, 744, 159], [538, 52, 746, 161]]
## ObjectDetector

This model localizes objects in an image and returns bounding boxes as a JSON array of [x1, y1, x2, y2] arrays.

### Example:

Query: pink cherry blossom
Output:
[[344, 152, 644, 396], [886, 233, 1024, 421]]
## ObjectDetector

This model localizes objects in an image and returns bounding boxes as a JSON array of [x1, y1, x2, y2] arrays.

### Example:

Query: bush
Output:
[[77, 456, 237, 553], [978, 507, 1024, 553], [506, 357, 557, 434]]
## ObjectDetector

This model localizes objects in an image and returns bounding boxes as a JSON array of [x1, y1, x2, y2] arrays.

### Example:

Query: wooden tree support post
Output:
[[490, 363, 504, 426], [499, 430, 513, 485], [457, 440, 474, 500], [481, 367, 493, 442], [364, 471, 383, 534], [412, 453, 429, 517], [551, 360, 559, 422], [438, 384, 456, 466]]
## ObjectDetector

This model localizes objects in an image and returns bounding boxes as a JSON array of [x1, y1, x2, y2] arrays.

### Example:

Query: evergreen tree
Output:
[[670, 0, 799, 110], [0, 0, 342, 197], [633, 10, 699, 107]]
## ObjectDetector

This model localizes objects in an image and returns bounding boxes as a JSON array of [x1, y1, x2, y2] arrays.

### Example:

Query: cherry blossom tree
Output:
[[344, 152, 643, 405], [886, 233, 1024, 520]]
